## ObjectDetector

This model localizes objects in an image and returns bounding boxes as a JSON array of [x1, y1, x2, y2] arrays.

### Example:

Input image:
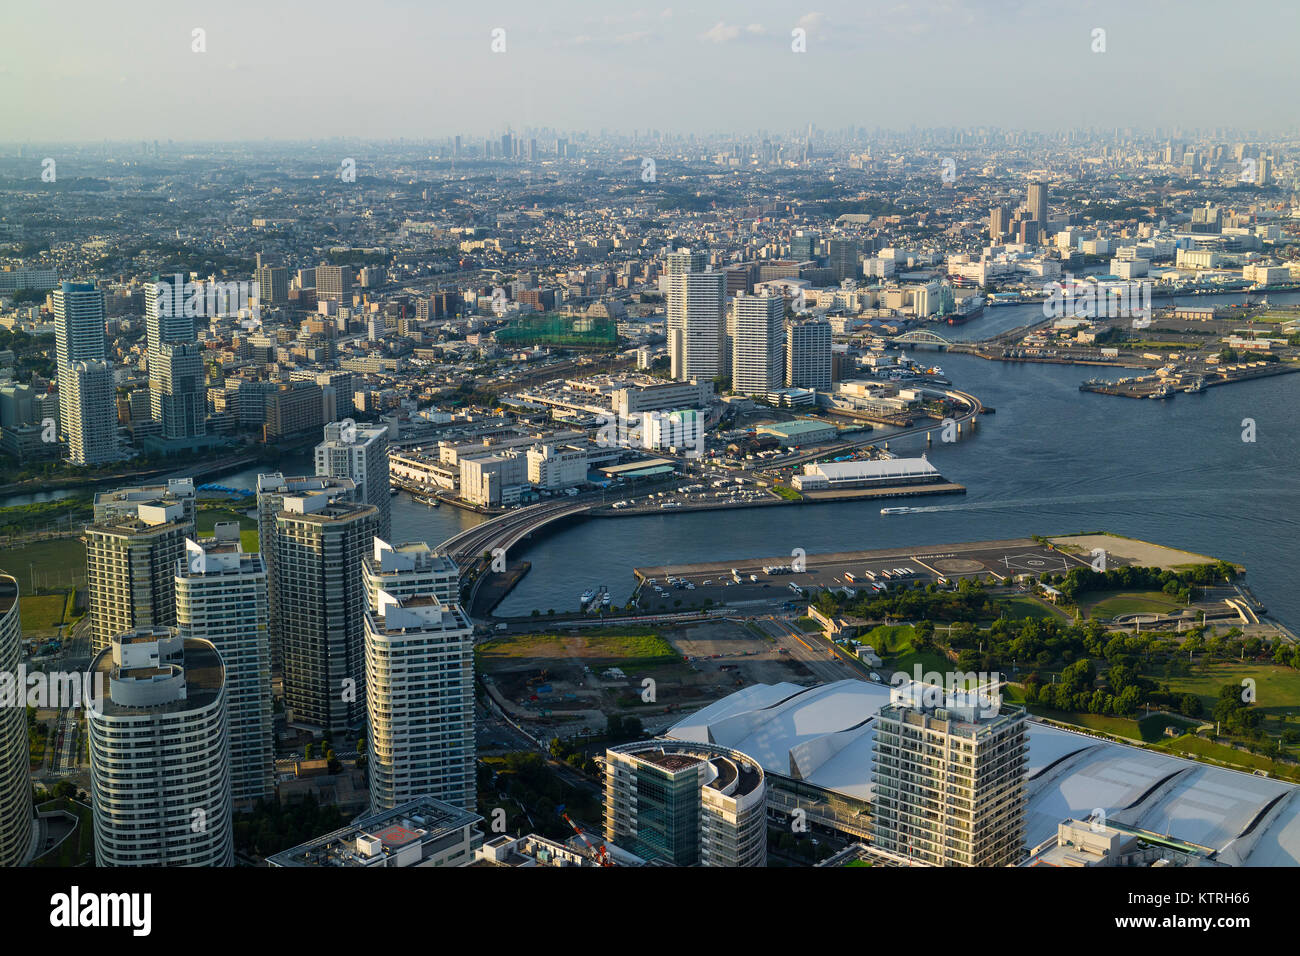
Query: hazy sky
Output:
[[4, 0, 1298, 142]]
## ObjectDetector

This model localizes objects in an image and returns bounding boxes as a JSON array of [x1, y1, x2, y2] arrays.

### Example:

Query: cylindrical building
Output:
[[87, 627, 233, 866], [604, 740, 766, 867], [0, 575, 33, 866]]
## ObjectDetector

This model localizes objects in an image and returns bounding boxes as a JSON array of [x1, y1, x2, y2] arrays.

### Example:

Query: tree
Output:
[[1061, 658, 1096, 694], [304, 743, 316, 760], [1114, 685, 1141, 717]]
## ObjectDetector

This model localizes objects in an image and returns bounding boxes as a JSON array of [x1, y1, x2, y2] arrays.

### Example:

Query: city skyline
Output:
[[3, 0, 1300, 142], [1, 2, 1298, 907]]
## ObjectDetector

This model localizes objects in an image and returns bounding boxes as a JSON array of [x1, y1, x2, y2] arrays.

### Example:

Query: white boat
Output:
[[880, 506, 917, 515], [580, 588, 595, 607]]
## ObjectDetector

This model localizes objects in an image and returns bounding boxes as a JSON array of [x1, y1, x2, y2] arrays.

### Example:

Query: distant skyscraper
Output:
[[86, 481, 196, 654], [253, 261, 288, 307], [53, 283, 117, 465], [789, 231, 819, 262], [827, 239, 860, 283], [61, 360, 117, 465], [52, 281, 106, 369], [145, 273, 200, 438], [730, 292, 785, 397], [989, 205, 1010, 242], [786, 318, 832, 390], [255, 474, 357, 672], [315, 421, 391, 541], [871, 683, 1028, 867], [273, 495, 377, 734], [87, 628, 233, 866], [1027, 181, 1048, 223], [0, 576, 33, 867], [315, 265, 353, 303], [175, 534, 274, 806], [365, 592, 475, 813], [666, 256, 725, 382], [145, 272, 195, 359], [152, 341, 206, 440]]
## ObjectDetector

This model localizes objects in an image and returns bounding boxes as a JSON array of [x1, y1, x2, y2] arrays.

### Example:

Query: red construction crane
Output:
[[562, 812, 613, 867]]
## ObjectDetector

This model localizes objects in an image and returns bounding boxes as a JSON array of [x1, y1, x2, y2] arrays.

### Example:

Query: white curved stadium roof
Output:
[[665, 679, 1300, 866]]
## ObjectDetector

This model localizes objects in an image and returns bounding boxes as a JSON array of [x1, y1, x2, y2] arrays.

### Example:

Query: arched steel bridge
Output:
[[892, 329, 954, 346]]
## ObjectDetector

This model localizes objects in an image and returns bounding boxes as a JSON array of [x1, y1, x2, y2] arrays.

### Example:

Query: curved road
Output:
[[439, 388, 984, 576]]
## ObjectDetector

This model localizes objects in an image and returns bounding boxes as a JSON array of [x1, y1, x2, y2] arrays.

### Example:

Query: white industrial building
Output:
[[792, 456, 942, 491], [526, 442, 588, 489]]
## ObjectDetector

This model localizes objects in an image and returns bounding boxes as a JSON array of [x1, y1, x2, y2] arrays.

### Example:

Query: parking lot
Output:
[[634, 537, 1098, 610]]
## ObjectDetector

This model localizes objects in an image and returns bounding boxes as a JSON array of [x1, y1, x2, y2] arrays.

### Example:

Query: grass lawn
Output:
[[0, 537, 86, 591], [997, 595, 1059, 621], [1159, 662, 1300, 761], [794, 616, 822, 633], [867, 624, 950, 679], [1139, 713, 1204, 741], [1160, 662, 1300, 714], [32, 798, 94, 867], [477, 629, 681, 673], [1081, 590, 1183, 619], [1026, 706, 1145, 740], [17, 594, 68, 638], [1154, 736, 1300, 783], [196, 505, 259, 551]]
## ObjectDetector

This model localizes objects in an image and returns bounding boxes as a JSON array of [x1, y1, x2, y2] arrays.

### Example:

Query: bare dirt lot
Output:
[[475, 621, 816, 735], [666, 618, 818, 686], [1051, 533, 1220, 571]]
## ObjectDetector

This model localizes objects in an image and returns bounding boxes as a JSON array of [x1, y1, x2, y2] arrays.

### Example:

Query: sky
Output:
[[2, 0, 1298, 142]]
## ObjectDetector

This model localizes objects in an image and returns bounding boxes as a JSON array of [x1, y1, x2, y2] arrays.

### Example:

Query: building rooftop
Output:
[[266, 797, 482, 867], [757, 419, 836, 436], [805, 457, 940, 481], [90, 634, 224, 718]]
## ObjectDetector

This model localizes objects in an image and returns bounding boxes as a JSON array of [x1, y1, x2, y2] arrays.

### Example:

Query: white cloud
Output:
[[700, 21, 741, 43], [700, 21, 769, 43]]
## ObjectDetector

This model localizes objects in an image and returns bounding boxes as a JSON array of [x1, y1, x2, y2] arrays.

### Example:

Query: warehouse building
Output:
[[755, 419, 838, 448], [792, 456, 943, 491]]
